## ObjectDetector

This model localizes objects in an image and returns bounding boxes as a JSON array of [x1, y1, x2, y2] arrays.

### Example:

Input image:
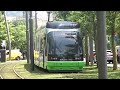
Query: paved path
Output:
[[107, 63, 120, 68]]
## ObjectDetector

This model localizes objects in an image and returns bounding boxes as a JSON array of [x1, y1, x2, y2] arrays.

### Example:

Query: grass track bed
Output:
[[1, 60, 120, 79]]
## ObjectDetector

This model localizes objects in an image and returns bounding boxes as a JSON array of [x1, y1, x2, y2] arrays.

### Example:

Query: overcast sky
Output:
[[34, 11, 48, 20], [6, 11, 53, 21]]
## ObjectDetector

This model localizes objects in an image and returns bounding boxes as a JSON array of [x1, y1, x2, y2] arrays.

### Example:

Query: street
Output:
[[83, 58, 120, 68], [107, 63, 120, 68]]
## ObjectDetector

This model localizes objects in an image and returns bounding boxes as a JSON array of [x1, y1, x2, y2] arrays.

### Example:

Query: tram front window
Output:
[[48, 31, 83, 61]]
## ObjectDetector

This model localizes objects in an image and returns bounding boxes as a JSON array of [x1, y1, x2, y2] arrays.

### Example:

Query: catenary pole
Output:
[[29, 11, 34, 71], [25, 11, 30, 64], [35, 11, 38, 30]]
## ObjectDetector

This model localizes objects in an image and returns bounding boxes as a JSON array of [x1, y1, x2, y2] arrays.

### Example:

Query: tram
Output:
[[34, 21, 85, 72]]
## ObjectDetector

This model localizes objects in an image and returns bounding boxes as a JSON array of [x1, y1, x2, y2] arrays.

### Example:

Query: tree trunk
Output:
[[89, 35, 93, 66], [85, 35, 89, 66], [93, 20, 98, 67], [4, 11, 11, 61], [96, 11, 107, 79], [82, 37, 85, 59], [111, 18, 117, 70], [93, 18, 98, 67]]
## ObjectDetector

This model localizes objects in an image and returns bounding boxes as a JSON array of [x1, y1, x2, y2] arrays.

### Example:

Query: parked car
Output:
[[106, 50, 113, 63], [93, 50, 113, 63], [6, 49, 23, 60], [116, 46, 120, 63]]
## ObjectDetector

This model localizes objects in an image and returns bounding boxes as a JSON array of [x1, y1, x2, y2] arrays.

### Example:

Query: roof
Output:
[[46, 21, 80, 29]]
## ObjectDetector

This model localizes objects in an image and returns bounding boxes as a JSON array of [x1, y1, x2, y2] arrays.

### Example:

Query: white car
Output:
[[106, 50, 113, 63], [93, 50, 113, 63]]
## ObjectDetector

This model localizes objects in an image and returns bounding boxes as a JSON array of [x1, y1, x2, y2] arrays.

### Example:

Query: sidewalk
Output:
[[107, 64, 120, 68], [83, 58, 120, 68]]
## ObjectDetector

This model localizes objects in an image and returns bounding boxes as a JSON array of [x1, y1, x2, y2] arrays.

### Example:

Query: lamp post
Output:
[[25, 11, 30, 64], [47, 11, 52, 22]]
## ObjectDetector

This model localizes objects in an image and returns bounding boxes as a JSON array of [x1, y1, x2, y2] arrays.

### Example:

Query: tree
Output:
[[10, 19, 26, 50], [0, 12, 7, 44], [4, 11, 11, 61], [53, 11, 71, 21], [106, 11, 119, 70], [96, 11, 107, 79], [0, 11, 26, 52], [68, 11, 96, 66]]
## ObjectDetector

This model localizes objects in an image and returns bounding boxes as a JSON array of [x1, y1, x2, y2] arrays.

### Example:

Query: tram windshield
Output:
[[47, 31, 83, 61]]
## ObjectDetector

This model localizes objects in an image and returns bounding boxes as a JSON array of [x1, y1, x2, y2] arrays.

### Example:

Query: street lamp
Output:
[[47, 11, 52, 22]]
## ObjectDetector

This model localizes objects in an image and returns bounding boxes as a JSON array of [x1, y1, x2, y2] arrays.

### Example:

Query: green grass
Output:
[[1, 60, 120, 79]]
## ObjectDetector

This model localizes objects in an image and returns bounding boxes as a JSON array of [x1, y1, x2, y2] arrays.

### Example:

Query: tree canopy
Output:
[[0, 12, 26, 50]]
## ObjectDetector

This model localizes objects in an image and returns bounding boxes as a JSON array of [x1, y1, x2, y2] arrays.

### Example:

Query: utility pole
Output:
[[35, 11, 38, 30], [25, 11, 30, 64], [96, 11, 107, 79], [23, 11, 26, 18], [4, 11, 11, 61], [47, 11, 51, 22], [29, 11, 34, 71]]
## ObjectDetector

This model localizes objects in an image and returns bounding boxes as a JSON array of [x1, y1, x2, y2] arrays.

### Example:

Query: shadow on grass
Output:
[[23, 64, 100, 79], [24, 64, 86, 75], [22, 63, 120, 79], [83, 65, 98, 70], [24, 64, 49, 74], [58, 74, 98, 79], [82, 65, 98, 74]]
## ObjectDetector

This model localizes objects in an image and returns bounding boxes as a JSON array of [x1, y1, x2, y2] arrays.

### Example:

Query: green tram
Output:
[[34, 21, 85, 72]]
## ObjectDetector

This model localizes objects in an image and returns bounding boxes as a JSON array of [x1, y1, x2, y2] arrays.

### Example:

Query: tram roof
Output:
[[46, 21, 80, 29]]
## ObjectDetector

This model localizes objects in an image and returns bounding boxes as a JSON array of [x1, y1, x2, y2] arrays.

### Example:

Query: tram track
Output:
[[0, 62, 24, 79]]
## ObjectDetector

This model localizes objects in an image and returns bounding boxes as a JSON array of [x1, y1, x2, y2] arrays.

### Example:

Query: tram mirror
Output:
[[44, 37, 46, 40]]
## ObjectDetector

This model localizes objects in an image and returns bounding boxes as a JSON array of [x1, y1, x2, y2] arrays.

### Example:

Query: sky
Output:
[[33, 11, 53, 21], [35, 11, 48, 20], [6, 11, 53, 27], [6, 11, 53, 21]]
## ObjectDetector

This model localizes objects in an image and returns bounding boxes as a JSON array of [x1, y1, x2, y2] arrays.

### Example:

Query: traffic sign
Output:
[[1, 40, 6, 47]]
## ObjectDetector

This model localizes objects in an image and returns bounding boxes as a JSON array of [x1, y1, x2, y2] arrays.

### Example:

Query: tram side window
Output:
[[38, 35, 41, 55], [44, 34, 47, 56], [47, 33, 54, 55]]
